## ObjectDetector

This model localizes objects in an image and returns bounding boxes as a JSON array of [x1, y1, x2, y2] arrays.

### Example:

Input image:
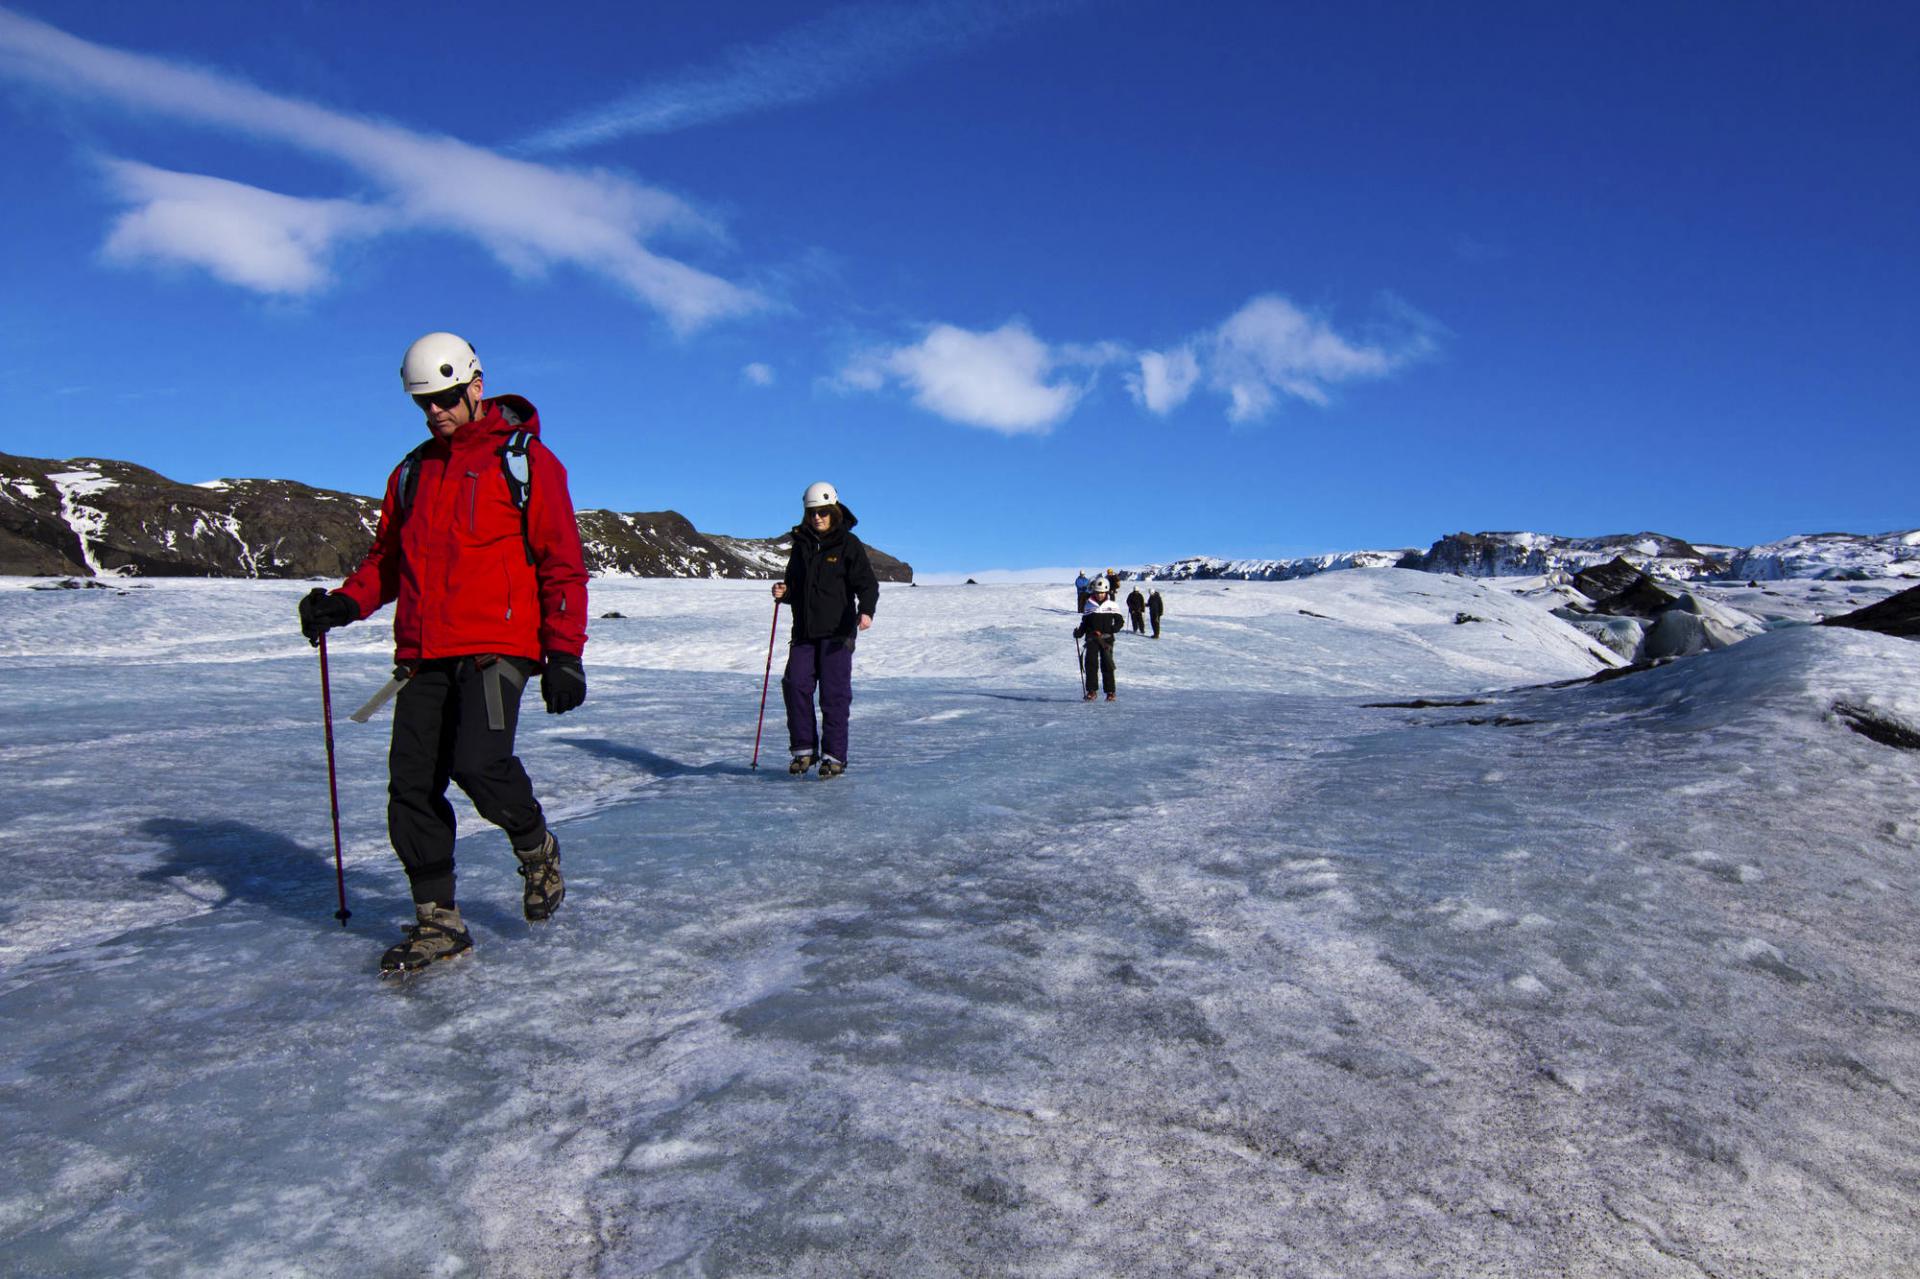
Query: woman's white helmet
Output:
[[803, 481, 839, 510], [1089, 577, 1110, 593], [401, 332, 482, 395]]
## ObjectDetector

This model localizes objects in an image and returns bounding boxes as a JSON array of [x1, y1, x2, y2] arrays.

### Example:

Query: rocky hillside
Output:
[[0, 452, 911, 582]]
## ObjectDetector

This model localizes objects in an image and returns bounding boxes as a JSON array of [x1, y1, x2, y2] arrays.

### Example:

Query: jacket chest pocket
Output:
[[463, 471, 481, 534]]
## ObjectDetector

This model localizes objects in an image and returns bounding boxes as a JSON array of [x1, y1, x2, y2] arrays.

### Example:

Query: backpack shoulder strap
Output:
[[394, 442, 430, 518], [498, 429, 536, 564]]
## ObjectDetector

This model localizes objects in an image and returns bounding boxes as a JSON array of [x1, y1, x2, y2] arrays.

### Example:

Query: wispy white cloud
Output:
[[0, 6, 761, 328], [847, 295, 1438, 433], [1128, 345, 1202, 415], [840, 321, 1108, 435], [1208, 295, 1410, 421], [1134, 294, 1439, 423], [742, 361, 776, 386], [99, 160, 388, 294], [518, 0, 1078, 154]]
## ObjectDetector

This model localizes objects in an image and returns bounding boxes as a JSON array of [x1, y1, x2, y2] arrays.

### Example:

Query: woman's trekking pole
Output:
[[750, 597, 780, 769], [317, 634, 351, 926], [1074, 635, 1085, 685]]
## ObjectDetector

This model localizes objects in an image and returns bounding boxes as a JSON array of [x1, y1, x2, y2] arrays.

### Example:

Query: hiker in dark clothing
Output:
[[1076, 578, 1124, 701], [1126, 586, 1147, 633], [1148, 588, 1165, 638], [771, 481, 879, 778]]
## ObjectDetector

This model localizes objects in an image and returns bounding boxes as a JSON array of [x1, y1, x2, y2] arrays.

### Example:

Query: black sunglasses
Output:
[[412, 383, 470, 412]]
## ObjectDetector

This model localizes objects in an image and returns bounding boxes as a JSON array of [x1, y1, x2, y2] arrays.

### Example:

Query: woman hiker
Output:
[[771, 482, 879, 778]]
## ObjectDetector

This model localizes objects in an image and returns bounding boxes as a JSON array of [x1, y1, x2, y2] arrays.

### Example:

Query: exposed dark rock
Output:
[[599, 611, 626, 619], [1362, 698, 1490, 709], [1453, 612, 1487, 625], [1571, 556, 1648, 602], [1590, 574, 1684, 620], [1832, 704, 1920, 750], [1819, 583, 1920, 640], [0, 451, 912, 582]]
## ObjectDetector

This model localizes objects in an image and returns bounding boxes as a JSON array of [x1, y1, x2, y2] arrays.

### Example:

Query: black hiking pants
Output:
[[1128, 607, 1146, 633], [388, 656, 546, 907], [1084, 636, 1116, 696]]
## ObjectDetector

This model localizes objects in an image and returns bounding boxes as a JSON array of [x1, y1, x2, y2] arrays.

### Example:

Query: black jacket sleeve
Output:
[[848, 537, 879, 620]]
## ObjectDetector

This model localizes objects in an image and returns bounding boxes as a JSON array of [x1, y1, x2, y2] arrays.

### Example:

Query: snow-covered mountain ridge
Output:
[[0, 451, 910, 582], [1134, 527, 1920, 582]]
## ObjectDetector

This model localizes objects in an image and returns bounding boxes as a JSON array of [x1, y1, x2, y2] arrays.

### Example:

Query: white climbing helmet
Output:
[[401, 332, 482, 395], [1089, 577, 1110, 594], [803, 481, 838, 510]]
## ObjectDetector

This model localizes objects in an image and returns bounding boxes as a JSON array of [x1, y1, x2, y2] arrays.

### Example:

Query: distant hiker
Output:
[[1148, 587, 1165, 638], [1076, 578, 1125, 701], [1126, 585, 1147, 633], [1105, 567, 1121, 598], [1075, 569, 1091, 612], [771, 481, 879, 778], [298, 332, 587, 976]]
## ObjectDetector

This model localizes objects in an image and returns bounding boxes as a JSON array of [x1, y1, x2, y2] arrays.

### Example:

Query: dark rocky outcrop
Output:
[[0, 452, 912, 582], [1405, 532, 1728, 579], [1, 453, 380, 578], [1819, 583, 1920, 640]]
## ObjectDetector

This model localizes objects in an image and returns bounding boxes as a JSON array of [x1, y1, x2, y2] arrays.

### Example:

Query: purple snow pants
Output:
[[782, 636, 856, 763]]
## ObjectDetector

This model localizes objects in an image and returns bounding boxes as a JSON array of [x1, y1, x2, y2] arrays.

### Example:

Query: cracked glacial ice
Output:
[[0, 572, 1918, 1276]]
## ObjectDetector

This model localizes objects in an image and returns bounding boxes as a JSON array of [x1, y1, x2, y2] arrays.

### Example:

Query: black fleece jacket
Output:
[[783, 504, 880, 641]]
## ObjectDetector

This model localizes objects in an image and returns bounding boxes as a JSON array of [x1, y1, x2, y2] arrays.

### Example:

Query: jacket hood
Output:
[[437, 394, 542, 449], [791, 502, 858, 544]]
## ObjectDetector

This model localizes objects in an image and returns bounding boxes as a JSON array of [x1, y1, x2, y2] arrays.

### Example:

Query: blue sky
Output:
[[2, 1, 1915, 574]]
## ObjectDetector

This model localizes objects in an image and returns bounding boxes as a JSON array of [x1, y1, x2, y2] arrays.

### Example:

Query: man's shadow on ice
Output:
[[563, 738, 756, 779], [134, 817, 519, 936]]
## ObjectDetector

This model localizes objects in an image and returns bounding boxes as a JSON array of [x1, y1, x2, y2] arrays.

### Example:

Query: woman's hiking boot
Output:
[[515, 831, 565, 922], [381, 904, 473, 975], [789, 753, 817, 775], [818, 757, 846, 779]]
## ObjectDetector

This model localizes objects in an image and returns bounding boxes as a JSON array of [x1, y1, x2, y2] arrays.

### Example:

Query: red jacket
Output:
[[336, 395, 588, 663]]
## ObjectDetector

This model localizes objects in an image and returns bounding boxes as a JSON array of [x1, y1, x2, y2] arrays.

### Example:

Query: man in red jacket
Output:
[[299, 332, 589, 975]]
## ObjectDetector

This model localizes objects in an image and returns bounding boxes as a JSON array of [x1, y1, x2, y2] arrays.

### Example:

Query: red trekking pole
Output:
[[317, 634, 351, 925], [750, 596, 781, 769]]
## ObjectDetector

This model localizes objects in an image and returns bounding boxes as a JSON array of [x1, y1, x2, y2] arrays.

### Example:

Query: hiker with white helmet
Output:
[[1075, 575, 1126, 701], [770, 482, 879, 778], [298, 332, 588, 975]]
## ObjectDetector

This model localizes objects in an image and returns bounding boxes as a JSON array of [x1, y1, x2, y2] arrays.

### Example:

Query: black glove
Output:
[[541, 651, 586, 715], [299, 588, 359, 647]]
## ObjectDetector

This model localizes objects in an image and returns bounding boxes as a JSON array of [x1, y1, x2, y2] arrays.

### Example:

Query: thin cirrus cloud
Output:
[[0, 6, 761, 329], [99, 160, 390, 295], [742, 362, 776, 387], [841, 296, 1438, 434], [517, 0, 1081, 154]]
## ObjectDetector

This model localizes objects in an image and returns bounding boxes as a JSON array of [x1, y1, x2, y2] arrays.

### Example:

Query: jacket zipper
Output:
[[465, 470, 480, 533]]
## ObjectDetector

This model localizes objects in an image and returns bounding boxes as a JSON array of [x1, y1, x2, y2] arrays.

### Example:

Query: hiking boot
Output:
[[818, 757, 846, 779], [789, 753, 817, 775], [1083, 691, 1096, 701], [1106, 693, 1117, 701], [515, 831, 565, 922], [381, 904, 473, 975]]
